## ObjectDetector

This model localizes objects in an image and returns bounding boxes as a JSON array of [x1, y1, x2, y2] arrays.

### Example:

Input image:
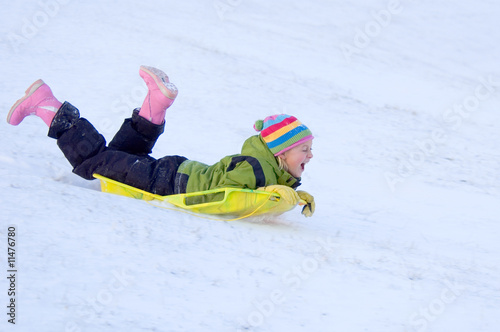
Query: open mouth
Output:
[[301, 163, 305, 171]]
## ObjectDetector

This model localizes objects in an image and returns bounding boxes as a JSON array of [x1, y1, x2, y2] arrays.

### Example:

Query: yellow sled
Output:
[[93, 174, 303, 219]]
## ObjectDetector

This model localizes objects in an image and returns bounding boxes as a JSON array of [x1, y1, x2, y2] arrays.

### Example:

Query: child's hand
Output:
[[296, 191, 315, 217], [257, 185, 300, 206]]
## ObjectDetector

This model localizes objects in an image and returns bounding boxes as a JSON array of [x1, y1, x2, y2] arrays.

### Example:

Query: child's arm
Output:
[[257, 186, 315, 217], [257, 185, 301, 206]]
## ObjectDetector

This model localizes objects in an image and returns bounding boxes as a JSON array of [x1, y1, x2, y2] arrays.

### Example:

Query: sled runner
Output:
[[93, 174, 304, 219]]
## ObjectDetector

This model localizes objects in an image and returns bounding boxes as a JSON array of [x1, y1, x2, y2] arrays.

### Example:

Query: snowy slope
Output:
[[1, 0, 499, 331]]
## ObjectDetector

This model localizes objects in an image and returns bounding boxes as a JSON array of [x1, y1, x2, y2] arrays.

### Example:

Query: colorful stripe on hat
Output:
[[257, 114, 313, 156]]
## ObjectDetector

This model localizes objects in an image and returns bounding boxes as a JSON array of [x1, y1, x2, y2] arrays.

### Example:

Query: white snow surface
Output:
[[1, 1, 500, 331]]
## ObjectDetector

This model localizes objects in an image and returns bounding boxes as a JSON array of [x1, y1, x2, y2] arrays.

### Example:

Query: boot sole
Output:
[[7, 79, 45, 125], [139, 65, 178, 100]]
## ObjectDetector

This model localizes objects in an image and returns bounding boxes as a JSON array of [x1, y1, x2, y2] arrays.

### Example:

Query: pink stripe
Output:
[[261, 117, 297, 138]]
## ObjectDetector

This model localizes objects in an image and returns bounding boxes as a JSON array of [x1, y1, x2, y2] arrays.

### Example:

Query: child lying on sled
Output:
[[7, 66, 315, 217]]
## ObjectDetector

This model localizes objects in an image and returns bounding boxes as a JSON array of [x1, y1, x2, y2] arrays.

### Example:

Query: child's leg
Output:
[[7, 79, 63, 126], [105, 65, 177, 155], [107, 109, 164, 156], [8, 78, 186, 195], [52, 104, 187, 195], [138, 66, 178, 125], [51, 102, 107, 176], [87, 153, 188, 195]]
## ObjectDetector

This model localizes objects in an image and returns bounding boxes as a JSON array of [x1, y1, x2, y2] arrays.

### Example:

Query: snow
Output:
[[1, 0, 499, 331]]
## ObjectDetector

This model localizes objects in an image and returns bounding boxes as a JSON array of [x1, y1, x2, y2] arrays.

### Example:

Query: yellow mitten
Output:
[[257, 185, 300, 206], [297, 191, 315, 217]]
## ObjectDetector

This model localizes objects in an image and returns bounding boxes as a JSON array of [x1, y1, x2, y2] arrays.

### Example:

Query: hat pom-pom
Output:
[[254, 120, 264, 132]]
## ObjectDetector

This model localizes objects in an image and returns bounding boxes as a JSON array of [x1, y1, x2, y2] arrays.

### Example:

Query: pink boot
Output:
[[138, 65, 178, 125], [7, 79, 63, 127]]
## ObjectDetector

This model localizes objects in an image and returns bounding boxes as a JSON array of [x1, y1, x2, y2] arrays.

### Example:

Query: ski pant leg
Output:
[[108, 109, 164, 156], [53, 104, 187, 195]]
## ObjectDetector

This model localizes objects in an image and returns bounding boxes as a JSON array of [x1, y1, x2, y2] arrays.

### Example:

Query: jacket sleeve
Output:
[[215, 156, 268, 189]]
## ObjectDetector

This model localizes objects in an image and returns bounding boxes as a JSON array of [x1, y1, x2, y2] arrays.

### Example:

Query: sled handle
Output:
[[163, 187, 281, 209], [165, 188, 306, 209]]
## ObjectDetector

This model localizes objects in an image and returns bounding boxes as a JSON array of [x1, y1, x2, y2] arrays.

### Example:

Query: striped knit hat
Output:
[[254, 114, 314, 156]]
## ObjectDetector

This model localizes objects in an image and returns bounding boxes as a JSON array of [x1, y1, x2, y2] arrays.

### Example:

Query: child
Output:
[[7, 66, 315, 217]]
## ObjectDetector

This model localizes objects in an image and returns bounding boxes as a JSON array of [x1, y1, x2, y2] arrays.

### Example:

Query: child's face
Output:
[[279, 140, 313, 178]]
